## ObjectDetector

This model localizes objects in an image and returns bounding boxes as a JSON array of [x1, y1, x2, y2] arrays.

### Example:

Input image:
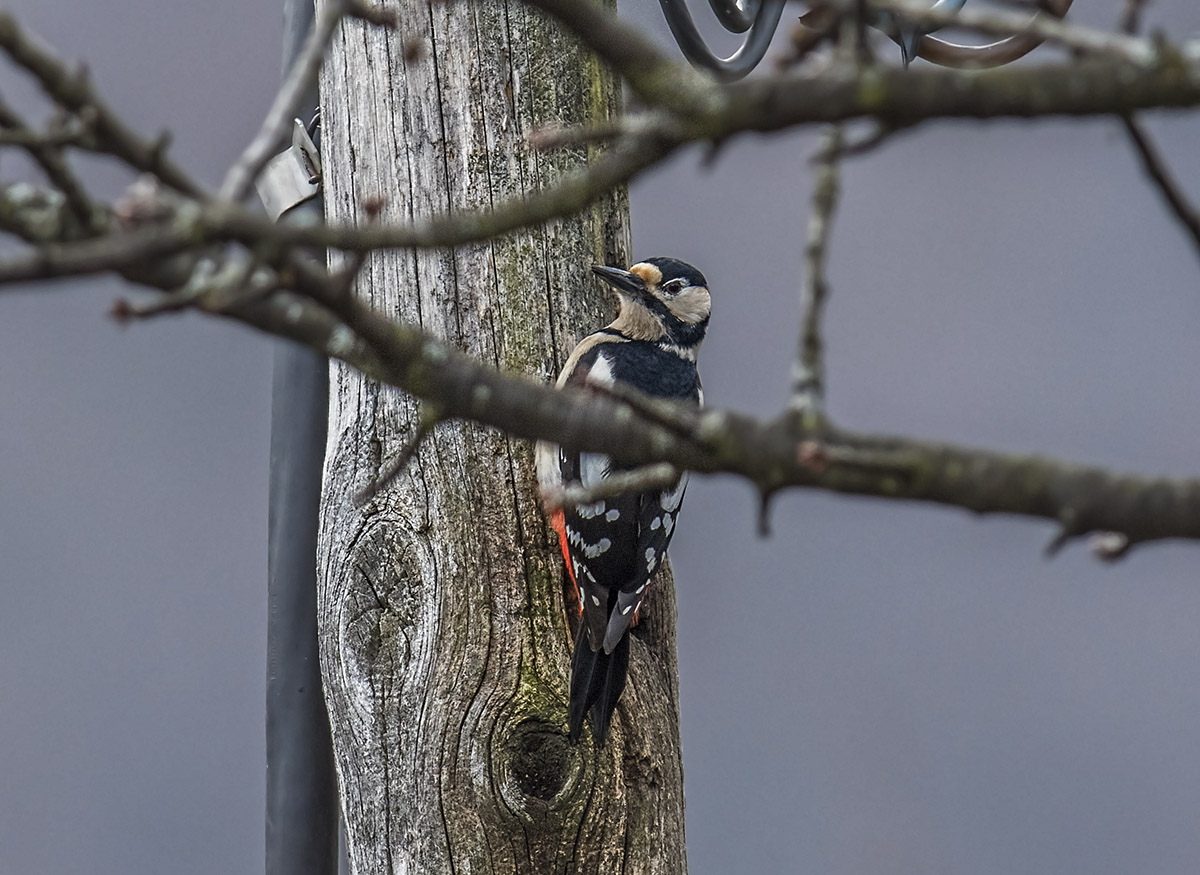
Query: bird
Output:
[[536, 257, 711, 746]]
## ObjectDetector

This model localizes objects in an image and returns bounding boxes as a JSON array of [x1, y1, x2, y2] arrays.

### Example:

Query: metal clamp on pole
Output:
[[256, 117, 322, 220]]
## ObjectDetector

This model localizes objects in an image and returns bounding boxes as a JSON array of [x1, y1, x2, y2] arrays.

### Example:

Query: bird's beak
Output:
[[591, 265, 646, 297]]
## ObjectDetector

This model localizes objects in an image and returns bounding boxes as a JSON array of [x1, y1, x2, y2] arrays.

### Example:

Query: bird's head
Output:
[[592, 257, 711, 350]]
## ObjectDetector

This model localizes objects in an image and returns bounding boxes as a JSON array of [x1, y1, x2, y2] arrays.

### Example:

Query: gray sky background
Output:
[[3, 2, 1200, 873]]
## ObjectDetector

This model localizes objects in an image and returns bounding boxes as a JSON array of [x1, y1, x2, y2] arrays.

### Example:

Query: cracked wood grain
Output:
[[315, 2, 686, 873]]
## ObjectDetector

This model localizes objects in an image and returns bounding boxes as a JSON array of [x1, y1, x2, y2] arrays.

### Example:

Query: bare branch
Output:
[[0, 121, 91, 149], [0, 93, 99, 232], [192, 52, 1200, 258], [878, 0, 1149, 63], [0, 2, 1199, 558], [0, 219, 198, 286], [721, 56, 1200, 135], [542, 463, 682, 511], [354, 409, 440, 507], [114, 252, 271, 319], [1120, 115, 1200, 264], [218, 0, 395, 202], [0, 11, 203, 198], [518, 0, 718, 113], [791, 124, 843, 414], [209, 126, 679, 253], [1119, 0, 1149, 36], [171, 280, 1200, 552]]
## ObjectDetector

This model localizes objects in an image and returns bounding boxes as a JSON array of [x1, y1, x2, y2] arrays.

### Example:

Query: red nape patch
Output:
[[551, 509, 582, 616]]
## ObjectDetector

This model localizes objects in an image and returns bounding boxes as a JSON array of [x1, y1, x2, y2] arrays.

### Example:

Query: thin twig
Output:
[[0, 118, 93, 149], [542, 463, 682, 511], [355, 410, 440, 506], [1120, 115, 1200, 264], [0, 93, 98, 231], [218, 0, 395, 202], [526, 118, 632, 151], [791, 124, 843, 414], [812, 120, 910, 160], [0, 222, 198, 286], [587, 379, 703, 439], [0, 11, 203, 197], [1118, 0, 1148, 36], [115, 252, 271, 319], [517, 0, 717, 114], [211, 128, 678, 253], [874, 0, 1155, 63]]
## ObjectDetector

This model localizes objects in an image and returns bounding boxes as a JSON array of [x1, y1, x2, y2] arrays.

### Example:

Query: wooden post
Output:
[[316, 2, 687, 871]]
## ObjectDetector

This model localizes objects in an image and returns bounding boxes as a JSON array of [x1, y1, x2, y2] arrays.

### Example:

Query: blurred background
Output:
[[2, 1, 1200, 873]]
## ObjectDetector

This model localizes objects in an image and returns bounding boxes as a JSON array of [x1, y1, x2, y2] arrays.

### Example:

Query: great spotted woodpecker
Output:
[[536, 257, 711, 745]]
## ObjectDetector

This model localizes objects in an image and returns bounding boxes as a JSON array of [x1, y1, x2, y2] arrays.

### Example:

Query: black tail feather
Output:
[[568, 623, 630, 746], [567, 624, 597, 743], [591, 632, 628, 745]]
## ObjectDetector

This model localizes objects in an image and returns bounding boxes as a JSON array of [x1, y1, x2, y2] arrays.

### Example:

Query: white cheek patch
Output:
[[667, 287, 711, 324]]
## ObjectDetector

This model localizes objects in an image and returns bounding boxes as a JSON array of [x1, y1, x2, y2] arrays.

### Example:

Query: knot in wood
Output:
[[505, 718, 575, 803]]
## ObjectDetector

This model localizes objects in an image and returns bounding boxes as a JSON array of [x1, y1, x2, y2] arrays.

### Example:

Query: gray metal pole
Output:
[[266, 1, 336, 873]]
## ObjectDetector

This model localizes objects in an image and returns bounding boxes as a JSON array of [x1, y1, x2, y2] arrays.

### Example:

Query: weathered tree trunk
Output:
[[316, 2, 687, 872]]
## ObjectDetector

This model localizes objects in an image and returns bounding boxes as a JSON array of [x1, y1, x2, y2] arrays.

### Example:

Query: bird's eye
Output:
[[661, 279, 685, 295]]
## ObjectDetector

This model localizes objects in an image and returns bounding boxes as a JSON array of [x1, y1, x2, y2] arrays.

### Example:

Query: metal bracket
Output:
[[256, 118, 322, 220]]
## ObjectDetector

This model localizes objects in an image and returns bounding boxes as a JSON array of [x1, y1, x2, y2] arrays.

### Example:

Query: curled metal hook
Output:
[[660, 0, 1075, 77], [912, 0, 1075, 67], [658, 0, 787, 80]]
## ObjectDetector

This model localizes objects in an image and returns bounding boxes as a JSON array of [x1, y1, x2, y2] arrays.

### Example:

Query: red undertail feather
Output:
[[551, 508, 582, 616]]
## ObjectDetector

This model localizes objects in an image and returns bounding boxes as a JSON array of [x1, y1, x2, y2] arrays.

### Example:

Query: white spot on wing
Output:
[[576, 500, 606, 519], [663, 512, 674, 536], [605, 508, 620, 521], [645, 548, 658, 572], [650, 516, 661, 530], [585, 537, 611, 558], [567, 529, 611, 558], [622, 605, 633, 615], [591, 595, 601, 606]]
